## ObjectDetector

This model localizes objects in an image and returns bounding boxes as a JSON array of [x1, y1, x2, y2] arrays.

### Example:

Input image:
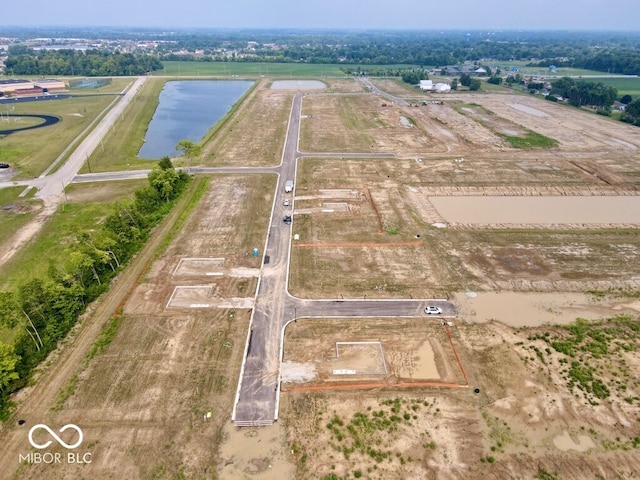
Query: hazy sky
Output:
[[1, 0, 638, 31]]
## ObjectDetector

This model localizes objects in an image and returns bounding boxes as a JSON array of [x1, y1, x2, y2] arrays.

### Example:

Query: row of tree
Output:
[[149, 31, 640, 75], [0, 159, 189, 418], [550, 77, 619, 108], [4, 48, 163, 76], [4, 31, 640, 76]]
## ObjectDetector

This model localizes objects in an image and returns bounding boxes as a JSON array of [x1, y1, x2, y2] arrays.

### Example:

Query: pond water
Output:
[[138, 80, 253, 158], [429, 196, 640, 224]]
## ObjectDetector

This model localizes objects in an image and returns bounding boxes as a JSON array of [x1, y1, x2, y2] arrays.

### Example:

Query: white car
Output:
[[283, 199, 290, 207], [424, 306, 443, 315]]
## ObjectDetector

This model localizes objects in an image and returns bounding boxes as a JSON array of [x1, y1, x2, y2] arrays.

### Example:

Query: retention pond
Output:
[[139, 80, 253, 158]]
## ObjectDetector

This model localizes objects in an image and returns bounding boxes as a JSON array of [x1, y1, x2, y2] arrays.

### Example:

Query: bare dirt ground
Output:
[[282, 317, 640, 480], [282, 80, 640, 479], [0, 175, 275, 479], [3, 77, 640, 480], [202, 79, 292, 167]]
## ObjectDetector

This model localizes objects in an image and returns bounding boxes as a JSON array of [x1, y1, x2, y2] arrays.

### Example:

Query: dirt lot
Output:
[[282, 317, 640, 480], [202, 79, 292, 167], [283, 80, 640, 479], [0, 175, 275, 479]]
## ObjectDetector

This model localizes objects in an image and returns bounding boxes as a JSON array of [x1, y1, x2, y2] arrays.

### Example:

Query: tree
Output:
[[175, 141, 202, 173], [627, 99, 640, 117], [0, 342, 20, 394], [451, 78, 458, 90], [148, 165, 179, 202], [620, 94, 632, 105], [469, 79, 482, 91], [460, 73, 471, 87], [0, 292, 43, 351]]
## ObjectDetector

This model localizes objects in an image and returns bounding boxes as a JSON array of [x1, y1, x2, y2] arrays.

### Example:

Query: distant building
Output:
[[0, 79, 33, 94], [419, 79, 433, 91], [434, 83, 451, 93], [33, 79, 66, 92], [0, 78, 66, 96]]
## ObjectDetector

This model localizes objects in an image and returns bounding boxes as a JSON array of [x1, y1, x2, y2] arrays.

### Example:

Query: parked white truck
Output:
[[284, 180, 294, 193]]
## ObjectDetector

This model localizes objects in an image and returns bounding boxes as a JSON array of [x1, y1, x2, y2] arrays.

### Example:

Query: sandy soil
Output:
[[2, 76, 640, 480]]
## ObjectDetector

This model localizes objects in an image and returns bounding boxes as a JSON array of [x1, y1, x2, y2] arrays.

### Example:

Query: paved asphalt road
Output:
[[231, 90, 455, 426], [1, 79, 455, 426]]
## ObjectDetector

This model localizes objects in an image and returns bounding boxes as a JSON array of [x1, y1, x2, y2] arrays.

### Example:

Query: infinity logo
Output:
[[28, 424, 83, 450]]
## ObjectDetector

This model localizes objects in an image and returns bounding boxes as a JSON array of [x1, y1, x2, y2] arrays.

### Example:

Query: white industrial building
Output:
[[434, 83, 451, 93], [419, 79, 433, 91], [419, 80, 451, 93]]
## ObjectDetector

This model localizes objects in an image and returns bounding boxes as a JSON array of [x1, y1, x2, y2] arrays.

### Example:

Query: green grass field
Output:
[[591, 77, 640, 97], [156, 61, 349, 77], [0, 180, 145, 293], [80, 78, 167, 172], [0, 94, 124, 178]]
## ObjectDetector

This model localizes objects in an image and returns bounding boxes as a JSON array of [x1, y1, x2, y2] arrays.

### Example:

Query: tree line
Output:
[[4, 30, 640, 76], [150, 31, 640, 75], [550, 77, 619, 108], [0, 159, 189, 419], [4, 48, 163, 76]]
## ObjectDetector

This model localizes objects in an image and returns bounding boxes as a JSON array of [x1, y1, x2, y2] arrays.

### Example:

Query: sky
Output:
[[1, 0, 639, 31]]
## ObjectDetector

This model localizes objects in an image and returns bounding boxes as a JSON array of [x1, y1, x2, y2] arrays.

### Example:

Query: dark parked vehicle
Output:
[[283, 215, 292, 224], [0, 163, 9, 169]]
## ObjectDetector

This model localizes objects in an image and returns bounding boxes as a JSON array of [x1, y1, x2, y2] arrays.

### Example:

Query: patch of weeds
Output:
[[384, 223, 399, 235], [51, 374, 78, 412], [498, 131, 558, 149], [87, 313, 122, 360], [535, 468, 559, 480]]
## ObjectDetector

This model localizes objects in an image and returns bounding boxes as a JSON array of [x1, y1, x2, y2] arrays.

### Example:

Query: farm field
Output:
[[594, 76, 640, 97], [0, 74, 639, 480], [157, 61, 350, 77]]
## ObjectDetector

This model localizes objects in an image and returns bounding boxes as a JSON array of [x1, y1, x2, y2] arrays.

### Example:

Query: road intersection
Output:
[[0, 81, 455, 426]]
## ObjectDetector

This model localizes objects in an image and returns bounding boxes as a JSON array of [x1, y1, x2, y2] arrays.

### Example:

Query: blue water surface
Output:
[[138, 80, 253, 158]]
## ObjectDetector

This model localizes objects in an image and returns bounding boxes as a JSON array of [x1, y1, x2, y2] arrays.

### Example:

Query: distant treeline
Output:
[[0, 159, 189, 420], [156, 31, 640, 75], [4, 47, 163, 76], [546, 76, 640, 125], [4, 30, 640, 76]]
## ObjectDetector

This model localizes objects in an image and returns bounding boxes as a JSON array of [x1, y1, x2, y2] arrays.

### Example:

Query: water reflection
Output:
[[139, 80, 253, 158]]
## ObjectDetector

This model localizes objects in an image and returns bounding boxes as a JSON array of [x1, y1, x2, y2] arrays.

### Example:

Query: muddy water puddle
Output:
[[218, 422, 295, 479], [430, 196, 640, 224], [454, 291, 640, 327]]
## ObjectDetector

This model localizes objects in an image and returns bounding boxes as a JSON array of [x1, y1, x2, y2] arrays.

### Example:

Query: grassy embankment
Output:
[[79, 78, 166, 173]]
